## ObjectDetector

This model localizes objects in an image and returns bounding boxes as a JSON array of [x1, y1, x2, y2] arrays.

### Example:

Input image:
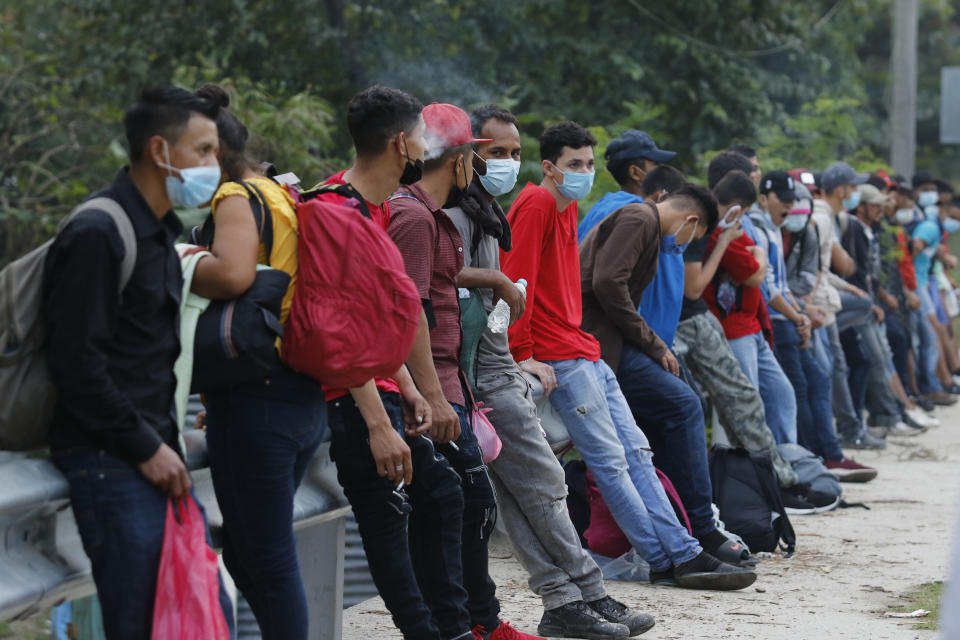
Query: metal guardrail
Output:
[[0, 398, 352, 640]]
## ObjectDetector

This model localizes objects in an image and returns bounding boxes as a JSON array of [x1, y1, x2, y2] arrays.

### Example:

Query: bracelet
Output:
[[519, 358, 533, 365]]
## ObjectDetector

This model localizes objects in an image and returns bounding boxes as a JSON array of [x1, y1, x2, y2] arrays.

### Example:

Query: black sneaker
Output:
[[803, 487, 840, 513], [537, 601, 630, 640], [586, 597, 655, 636], [912, 394, 936, 412], [649, 567, 676, 586], [781, 484, 816, 515], [673, 551, 757, 590], [839, 430, 886, 450]]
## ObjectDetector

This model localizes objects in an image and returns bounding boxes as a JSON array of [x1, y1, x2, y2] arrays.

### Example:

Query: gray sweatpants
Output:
[[477, 368, 606, 611], [676, 312, 800, 488]]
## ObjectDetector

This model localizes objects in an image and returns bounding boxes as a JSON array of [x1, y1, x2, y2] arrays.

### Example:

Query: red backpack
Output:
[[281, 184, 422, 388]]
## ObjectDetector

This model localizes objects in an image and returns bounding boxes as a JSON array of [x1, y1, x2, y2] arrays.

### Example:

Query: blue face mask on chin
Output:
[[917, 191, 939, 208], [158, 140, 222, 208], [944, 217, 960, 234], [550, 162, 595, 201], [661, 219, 696, 254]]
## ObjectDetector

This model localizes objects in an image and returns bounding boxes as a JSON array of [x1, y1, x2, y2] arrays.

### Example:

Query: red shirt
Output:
[[319, 170, 400, 401], [388, 184, 465, 407], [702, 228, 763, 340], [896, 227, 918, 291], [500, 183, 601, 363]]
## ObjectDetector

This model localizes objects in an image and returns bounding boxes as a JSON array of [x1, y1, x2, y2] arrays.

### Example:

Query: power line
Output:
[[625, 0, 846, 58]]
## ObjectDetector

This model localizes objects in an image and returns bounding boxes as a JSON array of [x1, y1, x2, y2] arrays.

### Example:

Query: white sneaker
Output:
[[952, 374, 960, 387], [907, 408, 940, 428], [889, 421, 925, 437]]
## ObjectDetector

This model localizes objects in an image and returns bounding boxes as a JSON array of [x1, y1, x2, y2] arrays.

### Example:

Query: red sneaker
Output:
[[473, 621, 547, 640], [824, 457, 877, 483]]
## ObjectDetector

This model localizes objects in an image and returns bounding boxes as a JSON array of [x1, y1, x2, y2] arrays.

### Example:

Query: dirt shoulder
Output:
[[344, 405, 960, 639]]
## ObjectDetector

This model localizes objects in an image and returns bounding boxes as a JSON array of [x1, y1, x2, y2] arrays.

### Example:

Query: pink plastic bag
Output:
[[152, 496, 230, 640], [472, 402, 502, 463]]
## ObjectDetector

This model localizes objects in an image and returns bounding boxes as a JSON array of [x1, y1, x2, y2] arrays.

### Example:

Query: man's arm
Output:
[[590, 213, 668, 362], [683, 224, 743, 300], [743, 245, 767, 287], [388, 208, 460, 443], [348, 380, 412, 484], [457, 266, 525, 323], [831, 243, 855, 277]]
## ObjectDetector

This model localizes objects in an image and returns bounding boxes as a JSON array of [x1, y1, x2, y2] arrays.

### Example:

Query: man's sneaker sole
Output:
[[812, 495, 841, 514], [829, 468, 877, 483], [784, 503, 817, 515], [536, 622, 631, 640], [675, 569, 757, 591]]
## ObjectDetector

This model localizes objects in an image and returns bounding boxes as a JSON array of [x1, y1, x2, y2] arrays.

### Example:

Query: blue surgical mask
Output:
[[550, 163, 595, 201], [925, 204, 940, 220], [783, 214, 809, 233], [158, 141, 221, 208], [917, 191, 939, 208], [661, 219, 696, 254], [944, 218, 960, 234], [479, 158, 521, 196], [842, 190, 861, 211]]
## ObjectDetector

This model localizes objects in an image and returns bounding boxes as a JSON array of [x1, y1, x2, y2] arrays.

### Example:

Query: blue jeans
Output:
[[616, 345, 715, 538], [910, 306, 944, 394], [205, 363, 327, 640], [771, 320, 843, 461], [329, 392, 464, 640], [818, 323, 864, 441], [726, 331, 798, 445], [51, 447, 235, 640], [546, 358, 701, 573]]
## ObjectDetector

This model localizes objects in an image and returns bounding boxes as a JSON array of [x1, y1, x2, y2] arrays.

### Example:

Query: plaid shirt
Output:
[[388, 184, 465, 407]]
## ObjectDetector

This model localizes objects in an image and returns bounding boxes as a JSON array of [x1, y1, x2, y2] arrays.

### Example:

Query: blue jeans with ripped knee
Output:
[[546, 357, 702, 572]]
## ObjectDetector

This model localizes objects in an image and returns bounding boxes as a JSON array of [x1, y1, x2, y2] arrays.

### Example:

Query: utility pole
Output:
[[891, 0, 918, 178]]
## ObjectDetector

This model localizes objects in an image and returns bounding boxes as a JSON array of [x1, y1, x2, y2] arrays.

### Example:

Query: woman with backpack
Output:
[[189, 84, 327, 640]]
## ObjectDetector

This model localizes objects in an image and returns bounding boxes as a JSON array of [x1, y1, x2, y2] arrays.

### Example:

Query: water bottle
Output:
[[487, 279, 527, 333]]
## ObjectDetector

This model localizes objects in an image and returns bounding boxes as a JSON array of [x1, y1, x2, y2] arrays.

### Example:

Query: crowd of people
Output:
[[38, 81, 960, 640]]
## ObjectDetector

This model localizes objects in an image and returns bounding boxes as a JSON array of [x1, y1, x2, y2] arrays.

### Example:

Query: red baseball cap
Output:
[[422, 102, 492, 148]]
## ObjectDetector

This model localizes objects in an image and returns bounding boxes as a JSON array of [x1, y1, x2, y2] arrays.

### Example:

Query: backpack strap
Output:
[[236, 180, 275, 267], [749, 452, 796, 554], [63, 197, 137, 293], [301, 182, 373, 220]]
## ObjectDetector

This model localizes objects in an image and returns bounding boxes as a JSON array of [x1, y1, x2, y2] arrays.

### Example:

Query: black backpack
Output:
[[709, 445, 796, 555]]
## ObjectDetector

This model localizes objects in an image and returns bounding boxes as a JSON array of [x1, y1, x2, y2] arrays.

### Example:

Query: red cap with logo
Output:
[[422, 102, 492, 148]]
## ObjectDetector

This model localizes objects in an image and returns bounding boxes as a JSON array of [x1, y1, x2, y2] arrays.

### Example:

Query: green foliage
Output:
[[3, 0, 960, 265]]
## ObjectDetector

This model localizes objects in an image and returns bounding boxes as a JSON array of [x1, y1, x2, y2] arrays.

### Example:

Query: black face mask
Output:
[[443, 159, 468, 208], [399, 157, 424, 185]]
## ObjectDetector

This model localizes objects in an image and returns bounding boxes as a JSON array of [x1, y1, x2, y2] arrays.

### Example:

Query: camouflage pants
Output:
[[676, 312, 799, 488]]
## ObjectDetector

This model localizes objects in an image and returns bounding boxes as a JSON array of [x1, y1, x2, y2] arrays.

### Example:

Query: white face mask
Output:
[[717, 205, 741, 229], [894, 208, 914, 225]]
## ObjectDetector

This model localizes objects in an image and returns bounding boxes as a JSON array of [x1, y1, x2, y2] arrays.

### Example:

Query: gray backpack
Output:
[[0, 198, 136, 450], [778, 443, 842, 498]]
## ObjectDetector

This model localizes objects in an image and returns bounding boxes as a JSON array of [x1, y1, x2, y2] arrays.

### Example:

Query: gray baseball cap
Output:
[[821, 162, 868, 193]]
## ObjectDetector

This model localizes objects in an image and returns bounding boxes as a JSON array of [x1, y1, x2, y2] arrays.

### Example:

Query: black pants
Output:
[[329, 392, 473, 640]]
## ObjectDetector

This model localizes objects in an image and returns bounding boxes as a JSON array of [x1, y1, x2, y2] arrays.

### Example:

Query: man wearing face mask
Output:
[[577, 130, 677, 240], [810, 162, 889, 450], [43, 86, 235, 638], [446, 105, 651, 639], [755, 171, 876, 480], [389, 103, 545, 640], [582, 177, 762, 566], [503, 122, 755, 591]]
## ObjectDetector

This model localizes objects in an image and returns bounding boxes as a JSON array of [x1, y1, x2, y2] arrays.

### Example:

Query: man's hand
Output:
[[906, 289, 922, 310], [520, 358, 558, 396], [492, 276, 526, 325], [882, 291, 900, 312], [847, 285, 869, 298], [194, 409, 206, 431], [425, 391, 460, 444], [139, 444, 191, 497], [872, 304, 885, 323], [944, 253, 958, 270], [717, 219, 744, 249], [368, 422, 413, 485], [795, 314, 812, 344], [661, 350, 680, 376], [806, 303, 828, 330], [400, 385, 432, 436]]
